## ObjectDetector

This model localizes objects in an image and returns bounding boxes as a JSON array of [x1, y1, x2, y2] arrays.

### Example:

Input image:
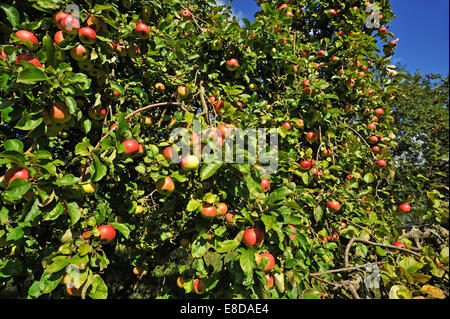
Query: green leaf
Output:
[[389, 285, 412, 299], [215, 240, 239, 253], [4, 139, 24, 153], [398, 257, 424, 274], [313, 205, 323, 222], [42, 33, 56, 66], [261, 213, 276, 232], [239, 249, 256, 274], [111, 222, 130, 239], [45, 256, 70, 273], [263, 186, 293, 205], [16, 65, 48, 84], [54, 174, 79, 186], [66, 202, 81, 226], [92, 154, 107, 182], [5, 178, 31, 198], [88, 275, 108, 299], [0, 3, 19, 27], [186, 198, 201, 212], [200, 162, 221, 180], [191, 239, 208, 258], [364, 173, 374, 183], [302, 288, 322, 299]]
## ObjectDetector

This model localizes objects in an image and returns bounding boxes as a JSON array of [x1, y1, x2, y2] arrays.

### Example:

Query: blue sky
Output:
[[223, 0, 449, 76]]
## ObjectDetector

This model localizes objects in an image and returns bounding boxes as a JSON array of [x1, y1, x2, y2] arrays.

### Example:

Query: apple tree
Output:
[[0, 0, 448, 299]]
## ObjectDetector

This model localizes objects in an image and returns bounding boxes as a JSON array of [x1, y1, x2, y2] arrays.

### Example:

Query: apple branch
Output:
[[347, 126, 376, 159]]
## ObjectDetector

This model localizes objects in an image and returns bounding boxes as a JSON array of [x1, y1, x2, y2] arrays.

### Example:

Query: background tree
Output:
[[0, 0, 448, 299]]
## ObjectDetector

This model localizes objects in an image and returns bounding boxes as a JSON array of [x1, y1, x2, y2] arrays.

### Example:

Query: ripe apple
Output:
[[122, 139, 140, 155], [327, 200, 341, 211], [328, 9, 336, 14], [372, 146, 381, 152], [156, 176, 175, 195], [393, 241, 406, 248], [216, 202, 228, 216], [79, 27, 97, 45], [332, 232, 339, 241], [155, 82, 165, 92], [367, 123, 377, 130], [225, 212, 235, 225], [295, 119, 304, 129], [215, 100, 224, 110], [278, 4, 288, 11], [369, 136, 379, 144], [54, 30, 67, 46], [306, 132, 317, 143], [399, 203, 411, 213], [4, 167, 29, 184], [300, 160, 311, 170], [177, 85, 190, 99], [60, 15, 80, 35], [217, 124, 232, 137], [181, 9, 192, 20], [54, 11, 70, 29], [265, 273, 274, 288], [282, 122, 291, 130], [15, 55, 42, 68], [50, 102, 71, 123], [318, 49, 326, 56], [70, 44, 90, 62], [374, 108, 385, 115], [87, 16, 107, 33], [163, 146, 176, 162], [135, 22, 150, 39], [376, 159, 387, 167], [15, 30, 39, 51], [181, 155, 200, 171], [97, 224, 116, 242], [201, 205, 217, 219], [243, 228, 265, 248], [256, 252, 275, 272], [193, 279, 205, 294], [226, 58, 239, 71], [260, 178, 270, 191]]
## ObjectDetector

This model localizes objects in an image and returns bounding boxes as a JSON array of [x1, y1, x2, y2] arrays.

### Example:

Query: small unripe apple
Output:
[[212, 39, 223, 51], [87, 16, 107, 33], [50, 102, 71, 123], [155, 82, 165, 92], [70, 44, 90, 62]]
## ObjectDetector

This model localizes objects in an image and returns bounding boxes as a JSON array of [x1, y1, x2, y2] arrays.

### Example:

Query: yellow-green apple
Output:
[[156, 176, 175, 195], [15, 30, 39, 51], [243, 228, 264, 248], [181, 155, 200, 171], [70, 44, 89, 62], [212, 39, 223, 51], [79, 27, 97, 45], [177, 85, 190, 99], [81, 182, 96, 195], [176, 276, 185, 288]]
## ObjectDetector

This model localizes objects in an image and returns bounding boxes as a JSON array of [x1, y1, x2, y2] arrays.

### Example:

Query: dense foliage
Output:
[[0, 0, 448, 299]]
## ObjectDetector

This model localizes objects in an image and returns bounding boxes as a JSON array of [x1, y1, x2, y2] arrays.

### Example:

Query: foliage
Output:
[[0, 0, 448, 299]]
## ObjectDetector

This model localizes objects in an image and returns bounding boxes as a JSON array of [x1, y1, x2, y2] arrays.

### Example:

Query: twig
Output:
[[310, 261, 387, 277], [198, 80, 211, 125], [347, 126, 376, 159]]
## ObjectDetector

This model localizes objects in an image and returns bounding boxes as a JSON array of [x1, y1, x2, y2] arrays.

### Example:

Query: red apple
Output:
[[163, 146, 175, 162], [79, 27, 97, 45], [217, 124, 232, 137], [201, 205, 217, 219], [97, 225, 116, 242], [15, 30, 39, 51], [216, 203, 228, 216], [87, 16, 107, 33], [54, 11, 70, 29], [256, 252, 275, 272], [300, 160, 311, 170], [243, 228, 265, 248], [54, 30, 67, 46], [327, 200, 341, 211], [177, 85, 190, 99], [288, 224, 297, 240], [393, 241, 406, 248], [50, 102, 71, 123], [193, 279, 205, 294], [215, 100, 224, 110], [265, 273, 274, 288], [4, 167, 29, 184], [376, 159, 387, 167], [181, 9, 192, 20], [372, 146, 381, 152], [155, 83, 165, 92], [60, 15, 80, 35], [15, 55, 41, 68], [306, 132, 317, 143], [278, 4, 288, 11], [399, 203, 411, 213], [226, 58, 239, 71], [135, 22, 150, 39], [122, 139, 140, 155], [282, 122, 291, 130], [374, 108, 385, 115], [369, 136, 379, 144], [260, 178, 270, 191]]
